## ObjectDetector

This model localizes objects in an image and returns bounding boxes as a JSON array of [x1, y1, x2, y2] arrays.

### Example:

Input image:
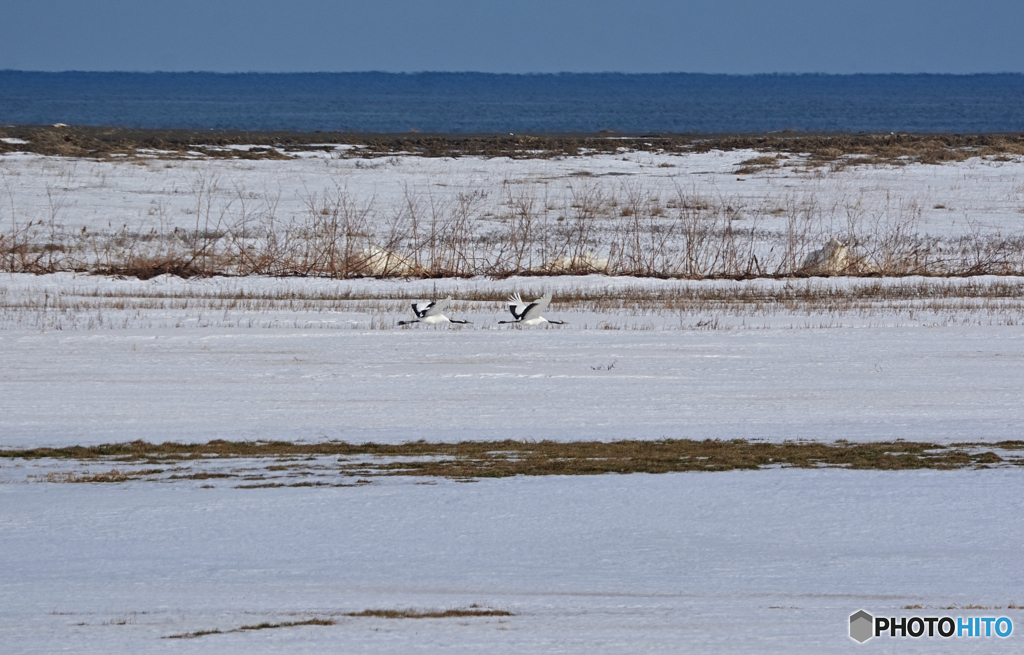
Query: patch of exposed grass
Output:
[[735, 155, 782, 175], [9, 439, 1023, 480], [165, 628, 224, 639], [25, 275, 1024, 306], [165, 472, 234, 481], [42, 468, 165, 483], [160, 610, 504, 640], [164, 618, 334, 639], [344, 608, 513, 619], [4, 126, 1023, 163], [239, 618, 335, 630]]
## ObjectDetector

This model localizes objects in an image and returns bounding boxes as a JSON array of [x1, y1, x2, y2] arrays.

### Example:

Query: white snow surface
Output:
[[1, 148, 1023, 239], [2, 470, 1023, 653], [2, 272, 1024, 447], [4, 150, 1024, 653], [5, 322, 1024, 447]]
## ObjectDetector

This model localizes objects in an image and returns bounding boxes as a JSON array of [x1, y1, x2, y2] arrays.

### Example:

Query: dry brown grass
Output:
[[344, 608, 512, 619], [161, 609, 505, 639], [164, 618, 334, 639], [3, 126, 1024, 162], [701, 133, 1024, 167], [735, 155, 783, 174], [238, 618, 336, 630], [164, 628, 225, 639], [8, 439, 1021, 479], [6, 275, 1023, 335], [42, 468, 166, 483]]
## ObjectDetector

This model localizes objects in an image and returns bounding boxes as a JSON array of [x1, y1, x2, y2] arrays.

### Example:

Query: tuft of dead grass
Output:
[[164, 628, 224, 639]]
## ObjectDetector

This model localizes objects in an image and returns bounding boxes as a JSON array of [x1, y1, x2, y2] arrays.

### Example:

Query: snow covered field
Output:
[[3, 146, 1024, 652], [3, 470, 1023, 653], [3, 145, 1024, 276], [2, 273, 1023, 447], [2, 146, 1022, 239], [2, 272, 1021, 649]]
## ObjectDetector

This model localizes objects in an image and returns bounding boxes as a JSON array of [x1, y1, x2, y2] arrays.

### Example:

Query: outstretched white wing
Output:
[[520, 292, 552, 322], [507, 292, 527, 320], [411, 297, 452, 319], [424, 296, 452, 317]]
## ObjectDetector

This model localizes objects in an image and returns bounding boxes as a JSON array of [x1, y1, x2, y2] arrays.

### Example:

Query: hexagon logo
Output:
[[850, 610, 874, 643]]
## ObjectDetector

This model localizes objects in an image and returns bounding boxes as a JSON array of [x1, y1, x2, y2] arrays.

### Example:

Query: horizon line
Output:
[[3, 69, 1024, 77]]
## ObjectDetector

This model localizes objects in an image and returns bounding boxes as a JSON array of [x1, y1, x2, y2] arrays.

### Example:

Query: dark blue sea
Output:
[[1, 71, 1022, 134]]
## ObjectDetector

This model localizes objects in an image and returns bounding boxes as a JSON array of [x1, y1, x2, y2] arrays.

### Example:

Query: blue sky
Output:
[[2, 0, 1021, 74]]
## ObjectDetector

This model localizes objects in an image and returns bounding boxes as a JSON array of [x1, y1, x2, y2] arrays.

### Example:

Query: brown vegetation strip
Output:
[[165, 618, 334, 639], [6, 439, 1022, 477], [162, 609, 507, 639], [50, 277, 1024, 304], [3, 126, 1024, 163], [344, 608, 513, 619]]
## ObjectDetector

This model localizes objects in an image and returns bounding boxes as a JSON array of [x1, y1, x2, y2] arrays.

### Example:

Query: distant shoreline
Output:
[[3, 125, 1024, 162], [4, 70, 1023, 133]]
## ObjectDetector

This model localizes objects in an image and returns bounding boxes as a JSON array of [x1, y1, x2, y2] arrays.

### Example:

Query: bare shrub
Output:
[[550, 184, 604, 273], [672, 186, 732, 277], [435, 190, 484, 276], [495, 184, 542, 273], [295, 184, 373, 277], [182, 173, 228, 275], [611, 182, 675, 275], [774, 195, 824, 275], [861, 196, 925, 274]]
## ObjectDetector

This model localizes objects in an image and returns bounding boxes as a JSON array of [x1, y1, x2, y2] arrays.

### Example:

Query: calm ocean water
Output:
[[1, 71, 1022, 134]]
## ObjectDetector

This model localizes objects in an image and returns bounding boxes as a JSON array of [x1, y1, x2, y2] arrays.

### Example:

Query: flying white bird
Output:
[[397, 296, 470, 325], [499, 292, 566, 326]]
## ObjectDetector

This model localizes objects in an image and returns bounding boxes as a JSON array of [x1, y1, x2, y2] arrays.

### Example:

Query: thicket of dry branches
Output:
[[3, 173, 1023, 279]]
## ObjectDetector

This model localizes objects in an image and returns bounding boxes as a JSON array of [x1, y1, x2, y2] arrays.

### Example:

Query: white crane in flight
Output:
[[397, 296, 470, 325], [499, 292, 566, 326]]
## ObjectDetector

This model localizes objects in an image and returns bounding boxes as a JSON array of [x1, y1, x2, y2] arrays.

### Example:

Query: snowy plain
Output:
[[1, 146, 1023, 239], [2, 272, 1023, 447], [2, 147, 1024, 652], [3, 471, 1023, 653]]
